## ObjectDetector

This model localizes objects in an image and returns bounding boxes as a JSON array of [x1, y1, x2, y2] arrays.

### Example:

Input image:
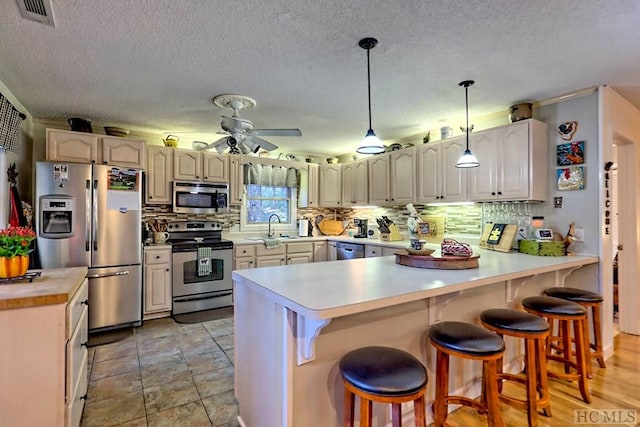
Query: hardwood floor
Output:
[[443, 332, 640, 426]]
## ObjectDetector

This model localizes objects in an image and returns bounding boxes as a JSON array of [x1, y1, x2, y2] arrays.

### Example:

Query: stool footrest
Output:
[[444, 396, 488, 415]]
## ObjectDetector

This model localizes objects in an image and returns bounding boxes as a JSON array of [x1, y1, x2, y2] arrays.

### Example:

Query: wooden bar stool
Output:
[[480, 308, 551, 427], [428, 321, 505, 427], [339, 346, 428, 427], [522, 296, 591, 403], [544, 287, 606, 378]]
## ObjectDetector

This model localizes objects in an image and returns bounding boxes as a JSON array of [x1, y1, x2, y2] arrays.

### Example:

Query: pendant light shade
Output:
[[456, 80, 480, 168], [356, 37, 385, 155]]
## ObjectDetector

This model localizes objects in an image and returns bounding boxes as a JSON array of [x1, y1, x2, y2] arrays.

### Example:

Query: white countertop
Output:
[[232, 249, 599, 320]]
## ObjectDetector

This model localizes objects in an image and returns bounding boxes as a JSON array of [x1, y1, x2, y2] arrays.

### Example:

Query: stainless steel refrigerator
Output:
[[35, 161, 142, 332]]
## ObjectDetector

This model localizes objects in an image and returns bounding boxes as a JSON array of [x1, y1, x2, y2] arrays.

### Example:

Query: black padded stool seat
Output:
[[429, 321, 505, 356], [544, 287, 606, 377], [522, 296, 586, 317], [480, 308, 549, 334], [428, 321, 505, 427], [522, 295, 591, 404], [480, 309, 551, 427], [544, 287, 603, 303], [339, 346, 428, 427], [339, 346, 427, 396]]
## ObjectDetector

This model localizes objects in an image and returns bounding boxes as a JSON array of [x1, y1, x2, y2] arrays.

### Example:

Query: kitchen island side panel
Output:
[[234, 281, 287, 427]]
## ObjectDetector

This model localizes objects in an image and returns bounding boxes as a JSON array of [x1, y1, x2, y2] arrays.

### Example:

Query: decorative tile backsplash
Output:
[[143, 203, 483, 235]]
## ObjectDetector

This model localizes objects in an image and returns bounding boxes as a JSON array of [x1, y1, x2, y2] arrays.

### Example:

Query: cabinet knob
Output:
[[249, 261, 253, 264], [81, 341, 88, 348], [491, 192, 496, 196], [149, 196, 153, 199], [81, 299, 89, 306], [166, 268, 170, 272], [497, 191, 502, 195], [80, 394, 88, 401], [205, 176, 208, 179], [385, 199, 389, 202], [156, 255, 160, 259], [196, 176, 200, 179]]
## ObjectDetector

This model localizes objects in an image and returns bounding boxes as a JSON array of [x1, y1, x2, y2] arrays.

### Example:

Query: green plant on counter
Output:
[[0, 226, 36, 257]]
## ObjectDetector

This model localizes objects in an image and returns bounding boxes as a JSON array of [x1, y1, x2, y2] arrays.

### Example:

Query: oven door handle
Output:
[[173, 291, 232, 303]]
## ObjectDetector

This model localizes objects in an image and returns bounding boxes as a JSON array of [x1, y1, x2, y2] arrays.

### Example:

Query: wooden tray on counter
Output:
[[394, 250, 480, 270]]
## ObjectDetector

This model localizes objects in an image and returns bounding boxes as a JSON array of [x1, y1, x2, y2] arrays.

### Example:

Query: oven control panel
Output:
[[167, 221, 222, 232]]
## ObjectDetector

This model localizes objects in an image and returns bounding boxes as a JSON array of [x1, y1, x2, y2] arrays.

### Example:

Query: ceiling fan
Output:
[[191, 94, 302, 154]]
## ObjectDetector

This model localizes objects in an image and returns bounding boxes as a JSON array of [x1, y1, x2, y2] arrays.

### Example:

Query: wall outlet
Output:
[[574, 227, 585, 242]]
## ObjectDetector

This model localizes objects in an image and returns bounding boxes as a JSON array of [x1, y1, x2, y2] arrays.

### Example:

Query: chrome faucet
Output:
[[267, 213, 282, 238]]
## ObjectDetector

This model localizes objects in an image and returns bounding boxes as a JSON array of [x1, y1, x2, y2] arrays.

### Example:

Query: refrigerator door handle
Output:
[[86, 179, 91, 252], [87, 270, 130, 279], [93, 179, 98, 251]]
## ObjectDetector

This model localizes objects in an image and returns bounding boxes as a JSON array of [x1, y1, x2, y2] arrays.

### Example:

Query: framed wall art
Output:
[[556, 141, 585, 166], [557, 166, 585, 191]]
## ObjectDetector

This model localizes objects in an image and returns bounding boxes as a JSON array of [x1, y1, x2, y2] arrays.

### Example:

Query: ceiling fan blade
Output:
[[252, 129, 302, 137], [249, 135, 278, 152]]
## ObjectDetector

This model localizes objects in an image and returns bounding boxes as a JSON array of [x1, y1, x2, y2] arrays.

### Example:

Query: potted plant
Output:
[[0, 226, 36, 278]]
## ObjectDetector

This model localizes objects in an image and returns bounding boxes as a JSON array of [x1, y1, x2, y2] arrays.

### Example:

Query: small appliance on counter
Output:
[[353, 218, 368, 238]]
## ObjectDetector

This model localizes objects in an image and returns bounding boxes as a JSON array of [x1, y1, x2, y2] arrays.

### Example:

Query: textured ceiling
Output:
[[1, 0, 639, 157]]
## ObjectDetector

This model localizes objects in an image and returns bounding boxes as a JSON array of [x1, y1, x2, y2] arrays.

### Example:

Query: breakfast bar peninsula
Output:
[[232, 249, 598, 427]]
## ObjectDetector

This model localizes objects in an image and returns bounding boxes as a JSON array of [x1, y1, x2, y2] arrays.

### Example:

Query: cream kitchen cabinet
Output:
[[286, 241, 314, 264], [341, 159, 368, 207], [319, 164, 342, 207], [146, 145, 174, 204], [102, 136, 147, 169], [299, 163, 319, 208], [0, 270, 88, 427], [313, 241, 327, 262], [468, 119, 547, 202], [143, 246, 172, 318], [368, 147, 417, 205], [173, 149, 229, 182], [417, 139, 467, 203], [229, 155, 245, 205], [255, 244, 287, 268], [46, 129, 146, 169], [365, 244, 398, 257], [234, 244, 257, 270]]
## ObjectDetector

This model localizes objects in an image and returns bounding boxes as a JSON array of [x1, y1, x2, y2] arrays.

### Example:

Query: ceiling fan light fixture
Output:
[[356, 37, 385, 155], [456, 80, 480, 169]]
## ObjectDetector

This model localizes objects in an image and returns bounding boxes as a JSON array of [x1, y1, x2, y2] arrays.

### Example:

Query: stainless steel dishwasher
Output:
[[336, 242, 365, 260]]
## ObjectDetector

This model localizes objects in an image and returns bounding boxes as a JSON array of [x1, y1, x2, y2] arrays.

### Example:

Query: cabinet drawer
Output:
[[144, 248, 172, 264], [256, 244, 285, 257], [286, 241, 314, 254], [66, 351, 88, 427], [66, 279, 88, 339], [235, 245, 256, 257], [66, 306, 88, 404]]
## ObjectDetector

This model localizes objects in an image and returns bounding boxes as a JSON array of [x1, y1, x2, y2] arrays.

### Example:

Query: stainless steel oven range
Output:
[[167, 221, 233, 314]]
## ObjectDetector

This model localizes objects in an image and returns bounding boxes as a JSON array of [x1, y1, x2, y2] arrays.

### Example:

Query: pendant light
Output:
[[455, 80, 480, 168], [356, 37, 385, 155]]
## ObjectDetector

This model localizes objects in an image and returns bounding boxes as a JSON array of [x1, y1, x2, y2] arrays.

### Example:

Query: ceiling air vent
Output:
[[16, 0, 55, 27]]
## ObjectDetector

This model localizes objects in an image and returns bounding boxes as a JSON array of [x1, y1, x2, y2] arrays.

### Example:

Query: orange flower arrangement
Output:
[[0, 226, 36, 258]]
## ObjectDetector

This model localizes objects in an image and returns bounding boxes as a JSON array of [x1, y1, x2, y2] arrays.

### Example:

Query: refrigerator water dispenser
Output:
[[39, 196, 75, 238]]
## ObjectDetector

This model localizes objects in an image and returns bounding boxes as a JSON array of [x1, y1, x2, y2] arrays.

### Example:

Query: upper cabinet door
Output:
[[146, 146, 173, 204], [318, 164, 342, 207], [440, 138, 467, 202], [389, 147, 416, 204], [46, 129, 98, 164], [468, 130, 500, 201], [368, 154, 390, 205], [307, 163, 319, 207], [102, 136, 146, 169], [498, 121, 529, 200], [353, 159, 369, 205], [417, 143, 441, 202], [341, 162, 355, 207], [202, 152, 229, 183], [173, 149, 202, 181]]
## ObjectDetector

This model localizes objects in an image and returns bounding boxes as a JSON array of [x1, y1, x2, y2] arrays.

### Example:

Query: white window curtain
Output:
[[244, 163, 298, 187]]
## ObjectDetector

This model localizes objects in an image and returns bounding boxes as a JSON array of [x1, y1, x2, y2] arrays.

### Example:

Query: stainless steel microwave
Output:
[[172, 181, 229, 214]]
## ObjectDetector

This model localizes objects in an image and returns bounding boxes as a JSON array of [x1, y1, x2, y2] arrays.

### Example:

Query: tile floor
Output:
[[82, 316, 239, 427]]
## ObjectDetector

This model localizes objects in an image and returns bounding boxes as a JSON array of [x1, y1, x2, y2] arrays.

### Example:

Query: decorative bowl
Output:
[[405, 247, 435, 256], [104, 126, 129, 137]]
